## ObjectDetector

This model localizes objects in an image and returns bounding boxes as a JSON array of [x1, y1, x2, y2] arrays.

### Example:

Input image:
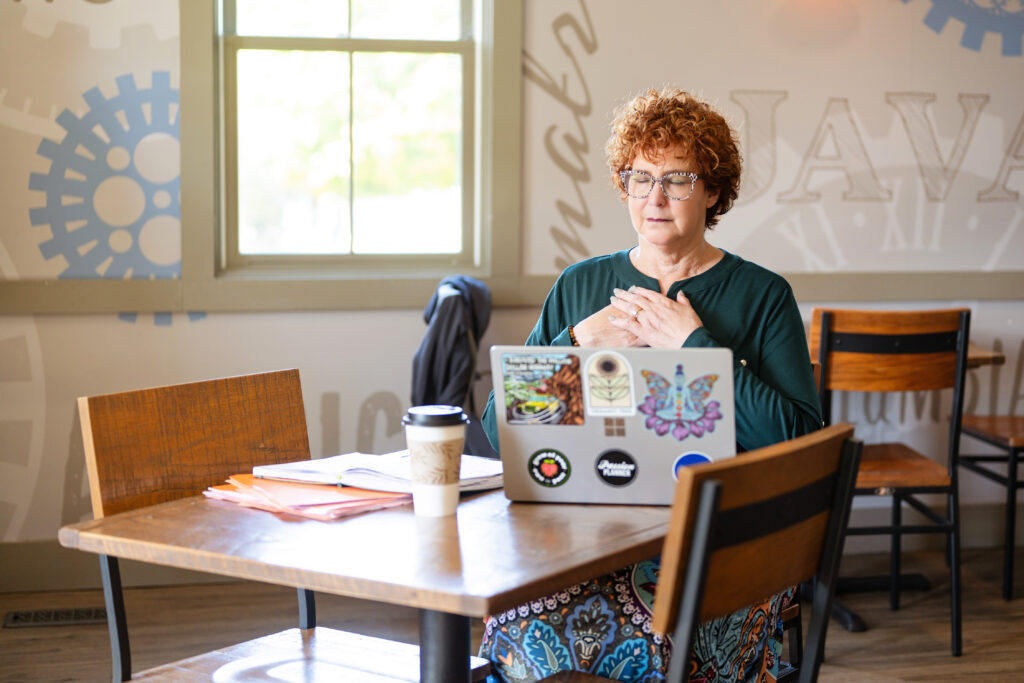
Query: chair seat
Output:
[[961, 416, 1024, 449], [132, 627, 492, 682], [856, 443, 950, 490]]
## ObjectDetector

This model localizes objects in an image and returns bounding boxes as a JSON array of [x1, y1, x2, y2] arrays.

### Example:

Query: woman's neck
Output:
[[630, 240, 722, 293]]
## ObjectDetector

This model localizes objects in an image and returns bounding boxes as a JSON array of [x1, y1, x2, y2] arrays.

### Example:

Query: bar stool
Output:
[[959, 415, 1024, 600]]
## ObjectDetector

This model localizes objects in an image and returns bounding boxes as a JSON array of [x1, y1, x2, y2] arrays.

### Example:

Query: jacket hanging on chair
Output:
[[411, 275, 497, 458]]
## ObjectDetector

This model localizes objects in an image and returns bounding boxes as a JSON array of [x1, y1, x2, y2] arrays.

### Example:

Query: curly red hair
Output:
[[606, 88, 741, 229]]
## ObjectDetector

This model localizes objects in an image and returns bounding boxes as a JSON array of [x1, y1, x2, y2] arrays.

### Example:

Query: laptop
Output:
[[490, 345, 736, 505]]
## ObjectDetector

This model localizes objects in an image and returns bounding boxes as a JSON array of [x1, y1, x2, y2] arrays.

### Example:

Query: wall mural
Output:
[[30, 71, 181, 280], [0, 243, 45, 540], [0, 0, 1021, 550], [520, 0, 1024, 514], [908, 0, 1024, 56], [524, 1, 1024, 276]]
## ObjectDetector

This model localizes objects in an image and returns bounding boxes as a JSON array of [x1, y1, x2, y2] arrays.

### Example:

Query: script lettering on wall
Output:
[[523, 0, 598, 271]]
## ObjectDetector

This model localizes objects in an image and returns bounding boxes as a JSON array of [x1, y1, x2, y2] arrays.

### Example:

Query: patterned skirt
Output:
[[479, 558, 791, 683]]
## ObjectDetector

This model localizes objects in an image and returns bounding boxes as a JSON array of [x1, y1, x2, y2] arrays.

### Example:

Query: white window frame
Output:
[[221, 3, 477, 274], [175, 0, 534, 311]]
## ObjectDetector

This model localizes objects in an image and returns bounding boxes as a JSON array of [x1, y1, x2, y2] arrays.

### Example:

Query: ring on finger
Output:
[[633, 306, 643, 321]]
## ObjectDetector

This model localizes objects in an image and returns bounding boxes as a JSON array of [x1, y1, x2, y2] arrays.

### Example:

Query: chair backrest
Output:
[[79, 369, 310, 518], [809, 308, 970, 463], [652, 423, 862, 683], [809, 307, 970, 416]]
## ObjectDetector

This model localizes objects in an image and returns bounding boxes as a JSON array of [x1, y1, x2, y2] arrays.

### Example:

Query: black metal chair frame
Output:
[[958, 423, 1023, 601], [816, 309, 971, 656], [99, 552, 317, 681], [667, 434, 863, 683]]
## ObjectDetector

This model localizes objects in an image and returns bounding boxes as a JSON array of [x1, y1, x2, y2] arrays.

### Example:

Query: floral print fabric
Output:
[[479, 558, 791, 683]]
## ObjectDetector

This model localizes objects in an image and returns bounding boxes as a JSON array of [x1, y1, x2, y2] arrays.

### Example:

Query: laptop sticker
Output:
[[595, 449, 638, 487], [603, 417, 626, 437], [501, 352, 584, 426], [528, 449, 571, 487], [673, 451, 712, 479], [639, 364, 723, 441], [583, 351, 635, 416]]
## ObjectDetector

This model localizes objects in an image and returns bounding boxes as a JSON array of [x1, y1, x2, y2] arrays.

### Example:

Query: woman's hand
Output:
[[572, 303, 644, 347], [608, 286, 703, 348]]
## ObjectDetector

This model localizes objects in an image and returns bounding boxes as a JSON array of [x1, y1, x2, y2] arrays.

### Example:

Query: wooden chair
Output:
[[536, 423, 862, 683], [78, 369, 491, 682], [958, 415, 1024, 600], [810, 308, 971, 656]]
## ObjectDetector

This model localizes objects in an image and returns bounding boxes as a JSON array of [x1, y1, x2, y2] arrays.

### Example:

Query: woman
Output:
[[478, 88, 821, 682]]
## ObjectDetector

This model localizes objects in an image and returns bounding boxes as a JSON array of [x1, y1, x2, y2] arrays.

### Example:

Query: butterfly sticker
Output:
[[639, 364, 723, 441]]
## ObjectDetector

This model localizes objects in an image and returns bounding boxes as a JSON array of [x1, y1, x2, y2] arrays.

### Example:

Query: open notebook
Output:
[[490, 345, 736, 505]]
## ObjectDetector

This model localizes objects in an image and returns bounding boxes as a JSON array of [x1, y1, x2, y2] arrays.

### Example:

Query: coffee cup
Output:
[[402, 405, 469, 516]]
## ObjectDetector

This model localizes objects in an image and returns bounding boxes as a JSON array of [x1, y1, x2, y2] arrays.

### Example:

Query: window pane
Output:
[[236, 50, 351, 254], [351, 52, 462, 255], [351, 0, 461, 40], [235, 0, 350, 37], [234, 0, 461, 40]]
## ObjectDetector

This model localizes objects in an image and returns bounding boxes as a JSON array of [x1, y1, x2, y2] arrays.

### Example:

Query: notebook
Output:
[[490, 345, 736, 505]]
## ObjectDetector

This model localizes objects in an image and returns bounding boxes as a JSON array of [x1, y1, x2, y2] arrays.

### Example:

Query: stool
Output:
[[959, 415, 1024, 601]]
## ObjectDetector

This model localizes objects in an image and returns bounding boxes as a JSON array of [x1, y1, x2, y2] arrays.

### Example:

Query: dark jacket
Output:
[[411, 275, 497, 458]]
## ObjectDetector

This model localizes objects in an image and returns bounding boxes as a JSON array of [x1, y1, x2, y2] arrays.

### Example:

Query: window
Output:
[[223, 0, 475, 271], [174, 0, 524, 312]]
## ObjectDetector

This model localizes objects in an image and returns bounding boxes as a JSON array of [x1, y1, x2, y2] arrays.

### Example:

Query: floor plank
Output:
[[0, 547, 1020, 681]]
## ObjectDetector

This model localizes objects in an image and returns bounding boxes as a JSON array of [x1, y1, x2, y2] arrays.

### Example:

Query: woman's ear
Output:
[[705, 188, 720, 209]]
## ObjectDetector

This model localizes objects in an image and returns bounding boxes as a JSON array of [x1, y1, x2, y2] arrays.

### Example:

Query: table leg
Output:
[[419, 609, 471, 683]]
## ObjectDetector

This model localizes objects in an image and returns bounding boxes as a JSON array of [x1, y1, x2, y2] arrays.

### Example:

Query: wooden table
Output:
[[967, 342, 1006, 369], [58, 490, 670, 682]]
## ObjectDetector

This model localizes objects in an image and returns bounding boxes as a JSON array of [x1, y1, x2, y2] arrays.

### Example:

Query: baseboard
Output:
[[3, 502, 1021, 592]]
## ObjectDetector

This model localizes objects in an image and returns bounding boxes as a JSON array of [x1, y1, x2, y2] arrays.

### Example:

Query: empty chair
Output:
[[810, 307, 970, 656], [958, 415, 1024, 600], [534, 423, 862, 683], [78, 368, 491, 681]]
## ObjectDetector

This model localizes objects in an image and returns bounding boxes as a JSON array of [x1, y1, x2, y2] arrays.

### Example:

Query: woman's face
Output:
[[626, 144, 719, 252]]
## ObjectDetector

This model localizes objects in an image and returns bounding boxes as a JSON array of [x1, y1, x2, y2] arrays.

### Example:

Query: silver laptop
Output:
[[490, 345, 736, 505]]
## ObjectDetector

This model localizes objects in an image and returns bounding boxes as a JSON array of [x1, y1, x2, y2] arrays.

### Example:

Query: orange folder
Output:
[[203, 474, 410, 521]]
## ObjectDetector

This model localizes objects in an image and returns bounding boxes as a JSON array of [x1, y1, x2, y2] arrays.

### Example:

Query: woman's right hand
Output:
[[572, 303, 643, 347]]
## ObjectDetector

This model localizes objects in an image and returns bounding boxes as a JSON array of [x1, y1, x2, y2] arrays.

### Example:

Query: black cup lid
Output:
[[403, 405, 469, 427]]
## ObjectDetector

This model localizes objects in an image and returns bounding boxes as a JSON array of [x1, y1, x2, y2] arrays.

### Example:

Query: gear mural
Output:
[[29, 71, 181, 281], [903, 0, 1024, 56]]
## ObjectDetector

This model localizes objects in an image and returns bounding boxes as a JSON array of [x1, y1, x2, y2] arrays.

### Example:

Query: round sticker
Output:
[[595, 449, 638, 487], [672, 451, 712, 480], [528, 449, 571, 487]]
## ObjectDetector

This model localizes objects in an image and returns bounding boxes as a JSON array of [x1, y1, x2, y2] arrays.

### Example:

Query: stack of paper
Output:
[[252, 450, 504, 494], [203, 473, 411, 521]]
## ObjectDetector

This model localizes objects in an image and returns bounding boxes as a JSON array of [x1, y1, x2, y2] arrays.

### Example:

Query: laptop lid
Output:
[[490, 345, 736, 505]]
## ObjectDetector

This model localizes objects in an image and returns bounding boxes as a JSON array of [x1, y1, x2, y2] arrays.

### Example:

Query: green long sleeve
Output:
[[482, 249, 822, 453]]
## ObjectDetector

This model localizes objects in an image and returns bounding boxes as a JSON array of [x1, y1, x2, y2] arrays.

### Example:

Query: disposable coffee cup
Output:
[[402, 405, 469, 517]]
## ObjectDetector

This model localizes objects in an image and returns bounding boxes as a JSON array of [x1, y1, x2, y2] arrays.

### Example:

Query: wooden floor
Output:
[[0, 547, 1020, 682]]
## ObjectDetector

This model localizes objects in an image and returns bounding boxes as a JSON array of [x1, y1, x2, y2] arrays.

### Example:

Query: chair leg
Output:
[[297, 588, 316, 629], [890, 494, 901, 611], [1005, 449, 1019, 602], [949, 488, 963, 657], [99, 554, 130, 682]]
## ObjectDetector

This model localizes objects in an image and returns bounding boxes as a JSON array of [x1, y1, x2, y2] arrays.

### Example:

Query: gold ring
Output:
[[633, 307, 643, 320]]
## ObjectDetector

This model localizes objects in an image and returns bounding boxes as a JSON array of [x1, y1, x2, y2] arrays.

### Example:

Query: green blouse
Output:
[[482, 249, 822, 452]]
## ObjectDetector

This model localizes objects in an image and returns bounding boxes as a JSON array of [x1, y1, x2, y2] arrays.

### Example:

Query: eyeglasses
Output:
[[619, 170, 700, 201]]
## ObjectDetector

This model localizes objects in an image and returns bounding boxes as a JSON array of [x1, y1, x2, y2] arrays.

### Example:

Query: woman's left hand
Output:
[[608, 286, 704, 348]]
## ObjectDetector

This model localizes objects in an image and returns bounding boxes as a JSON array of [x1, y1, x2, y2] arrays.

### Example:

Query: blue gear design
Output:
[[902, 0, 1024, 56], [29, 71, 181, 279]]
